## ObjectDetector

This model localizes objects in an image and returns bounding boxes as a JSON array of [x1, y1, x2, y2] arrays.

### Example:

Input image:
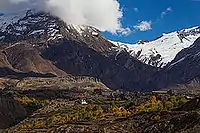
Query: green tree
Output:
[[165, 101, 173, 110]]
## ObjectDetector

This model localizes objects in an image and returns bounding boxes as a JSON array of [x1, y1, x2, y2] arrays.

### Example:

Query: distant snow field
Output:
[[111, 26, 200, 68]]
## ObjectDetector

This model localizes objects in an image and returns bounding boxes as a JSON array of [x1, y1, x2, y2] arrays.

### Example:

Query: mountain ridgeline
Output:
[[0, 10, 200, 91]]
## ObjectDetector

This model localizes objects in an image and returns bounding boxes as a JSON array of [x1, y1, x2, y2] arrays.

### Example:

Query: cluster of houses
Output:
[[93, 88, 136, 101], [77, 87, 198, 105]]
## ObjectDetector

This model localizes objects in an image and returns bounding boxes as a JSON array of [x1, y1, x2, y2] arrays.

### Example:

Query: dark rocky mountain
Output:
[[0, 10, 157, 91]]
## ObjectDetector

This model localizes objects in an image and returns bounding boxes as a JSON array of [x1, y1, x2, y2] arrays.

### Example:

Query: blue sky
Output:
[[103, 0, 200, 44]]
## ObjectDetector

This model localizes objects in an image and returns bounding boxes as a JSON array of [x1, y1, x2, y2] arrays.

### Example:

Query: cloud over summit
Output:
[[0, 0, 123, 33]]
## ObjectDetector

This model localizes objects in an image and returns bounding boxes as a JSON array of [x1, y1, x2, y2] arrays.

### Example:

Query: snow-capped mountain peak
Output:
[[0, 10, 100, 44], [111, 26, 200, 68]]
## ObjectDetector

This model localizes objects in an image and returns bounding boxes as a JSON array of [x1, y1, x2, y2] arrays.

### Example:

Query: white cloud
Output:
[[0, 0, 123, 33], [133, 21, 152, 31], [161, 7, 172, 18], [117, 27, 132, 36], [133, 8, 139, 12]]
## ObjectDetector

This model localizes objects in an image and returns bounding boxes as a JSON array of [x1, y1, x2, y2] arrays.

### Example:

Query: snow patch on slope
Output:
[[29, 30, 45, 35]]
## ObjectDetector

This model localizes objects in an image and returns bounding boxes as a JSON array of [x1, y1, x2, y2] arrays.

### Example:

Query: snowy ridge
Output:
[[0, 10, 100, 43], [111, 26, 200, 68]]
